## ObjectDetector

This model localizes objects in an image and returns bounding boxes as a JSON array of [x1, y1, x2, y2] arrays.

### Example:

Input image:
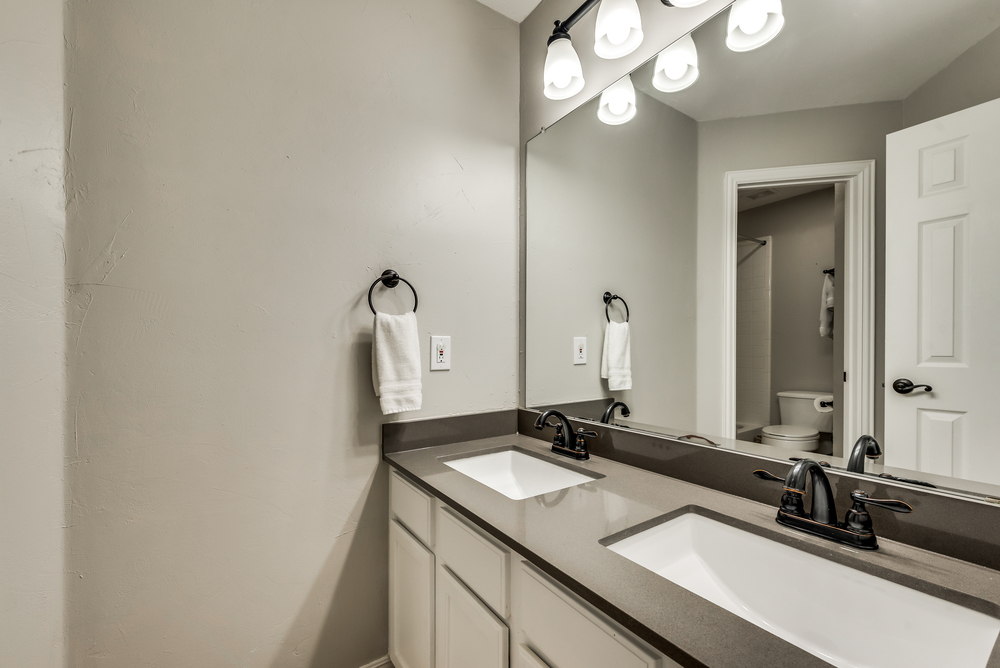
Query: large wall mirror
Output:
[[525, 0, 1000, 500]]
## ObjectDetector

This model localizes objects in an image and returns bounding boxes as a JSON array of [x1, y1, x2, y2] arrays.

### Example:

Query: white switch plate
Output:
[[573, 337, 587, 365], [431, 335, 451, 371]]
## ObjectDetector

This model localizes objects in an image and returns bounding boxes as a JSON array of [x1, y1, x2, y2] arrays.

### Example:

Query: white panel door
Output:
[[436, 565, 509, 668], [389, 520, 435, 668], [885, 96, 1000, 484]]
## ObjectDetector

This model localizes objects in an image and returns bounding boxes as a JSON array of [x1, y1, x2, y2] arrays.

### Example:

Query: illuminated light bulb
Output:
[[598, 75, 636, 125], [651, 34, 699, 93], [594, 0, 643, 59], [543, 36, 585, 100], [726, 0, 784, 52]]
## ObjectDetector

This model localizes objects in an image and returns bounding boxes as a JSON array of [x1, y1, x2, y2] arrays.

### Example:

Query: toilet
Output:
[[761, 390, 833, 452]]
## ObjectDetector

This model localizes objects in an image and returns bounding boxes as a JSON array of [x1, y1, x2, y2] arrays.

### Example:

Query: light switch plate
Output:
[[431, 335, 451, 371], [573, 337, 587, 365]]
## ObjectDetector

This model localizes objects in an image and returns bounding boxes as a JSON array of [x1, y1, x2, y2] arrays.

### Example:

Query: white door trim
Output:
[[723, 160, 876, 451]]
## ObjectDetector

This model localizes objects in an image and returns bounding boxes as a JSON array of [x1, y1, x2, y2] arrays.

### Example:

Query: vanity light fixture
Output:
[[543, 0, 693, 101], [594, 0, 644, 59], [544, 34, 586, 100], [598, 74, 637, 125], [651, 34, 699, 92], [726, 0, 784, 52]]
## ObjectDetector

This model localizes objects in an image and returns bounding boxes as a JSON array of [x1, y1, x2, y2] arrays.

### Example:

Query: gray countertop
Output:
[[385, 434, 1000, 668]]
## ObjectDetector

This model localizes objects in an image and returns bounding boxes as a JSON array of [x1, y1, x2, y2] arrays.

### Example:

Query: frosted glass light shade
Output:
[[543, 37, 585, 100], [665, 0, 709, 7], [598, 75, 636, 125], [595, 0, 643, 59], [726, 0, 784, 52], [652, 34, 699, 93]]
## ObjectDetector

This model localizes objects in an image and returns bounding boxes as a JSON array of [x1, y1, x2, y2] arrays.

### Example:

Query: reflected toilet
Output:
[[761, 391, 833, 452]]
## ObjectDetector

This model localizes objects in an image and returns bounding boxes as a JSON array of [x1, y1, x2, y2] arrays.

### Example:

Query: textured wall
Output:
[[525, 92, 698, 430], [0, 1, 66, 666], [63, 1, 518, 666]]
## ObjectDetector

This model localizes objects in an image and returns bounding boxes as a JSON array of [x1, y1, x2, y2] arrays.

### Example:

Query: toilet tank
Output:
[[776, 391, 833, 432]]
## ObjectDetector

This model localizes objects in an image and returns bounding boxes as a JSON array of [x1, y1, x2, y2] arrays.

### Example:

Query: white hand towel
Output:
[[372, 311, 422, 415], [820, 274, 835, 338], [601, 321, 632, 391]]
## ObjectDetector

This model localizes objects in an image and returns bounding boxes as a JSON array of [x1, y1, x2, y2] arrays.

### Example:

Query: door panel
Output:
[[390, 519, 434, 668], [885, 96, 1000, 485], [436, 565, 508, 668]]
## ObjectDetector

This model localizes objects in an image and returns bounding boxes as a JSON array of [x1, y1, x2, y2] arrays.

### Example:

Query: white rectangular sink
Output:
[[443, 447, 602, 500], [605, 511, 1000, 668]]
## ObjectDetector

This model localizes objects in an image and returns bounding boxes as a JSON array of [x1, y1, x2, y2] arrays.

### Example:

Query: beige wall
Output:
[[526, 92, 698, 429], [739, 189, 836, 425], [903, 25, 1000, 127], [0, 2, 66, 666], [63, 1, 518, 666]]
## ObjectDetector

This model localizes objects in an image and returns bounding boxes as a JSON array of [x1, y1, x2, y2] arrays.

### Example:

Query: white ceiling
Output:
[[473, 0, 544, 22], [632, 0, 1000, 121]]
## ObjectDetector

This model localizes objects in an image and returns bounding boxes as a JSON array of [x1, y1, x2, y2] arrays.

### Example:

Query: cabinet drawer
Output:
[[436, 506, 510, 618], [391, 469, 433, 547], [519, 562, 665, 668]]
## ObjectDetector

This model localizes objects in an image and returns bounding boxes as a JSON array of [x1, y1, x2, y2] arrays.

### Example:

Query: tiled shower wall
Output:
[[736, 237, 772, 429]]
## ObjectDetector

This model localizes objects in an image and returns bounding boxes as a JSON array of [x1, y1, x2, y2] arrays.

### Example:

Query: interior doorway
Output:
[[734, 185, 840, 456], [723, 161, 875, 457]]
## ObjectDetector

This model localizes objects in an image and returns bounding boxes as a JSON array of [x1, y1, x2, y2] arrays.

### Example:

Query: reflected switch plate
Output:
[[574, 337, 587, 365]]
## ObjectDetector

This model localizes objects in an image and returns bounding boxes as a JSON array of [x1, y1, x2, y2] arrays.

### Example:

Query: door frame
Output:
[[723, 160, 876, 452]]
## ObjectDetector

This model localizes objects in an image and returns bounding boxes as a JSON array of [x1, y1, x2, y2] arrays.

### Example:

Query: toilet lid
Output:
[[762, 424, 819, 440]]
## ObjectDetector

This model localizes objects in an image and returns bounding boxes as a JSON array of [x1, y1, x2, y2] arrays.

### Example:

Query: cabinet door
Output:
[[390, 519, 434, 668], [436, 565, 509, 668]]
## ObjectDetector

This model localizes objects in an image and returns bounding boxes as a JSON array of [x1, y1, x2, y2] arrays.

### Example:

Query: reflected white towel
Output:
[[820, 274, 835, 338], [372, 311, 422, 415], [601, 321, 632, 391]]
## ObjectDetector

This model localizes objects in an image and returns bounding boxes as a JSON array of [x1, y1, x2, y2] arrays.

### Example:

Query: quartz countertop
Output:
[[385, 434, 1000, 668]]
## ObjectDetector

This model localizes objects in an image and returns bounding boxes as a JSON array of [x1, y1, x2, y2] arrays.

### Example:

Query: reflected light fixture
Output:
[[594, 0, 644, 59], [651, 34, 699, 93], [726, 0, 784, 52], [543, 34, 586, 100], [598, 75, 637, 125], [661, 0, 709, 6]]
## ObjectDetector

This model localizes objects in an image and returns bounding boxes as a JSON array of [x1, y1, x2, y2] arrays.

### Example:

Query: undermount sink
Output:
[[442, 446, 603, 501], [603, 509, 1000, 668]]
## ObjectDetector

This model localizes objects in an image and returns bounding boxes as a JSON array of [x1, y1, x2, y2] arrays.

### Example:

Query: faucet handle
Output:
[[574, 428, 597, 446], [849, 490, 913, 514], [753, 469, 784, 483]]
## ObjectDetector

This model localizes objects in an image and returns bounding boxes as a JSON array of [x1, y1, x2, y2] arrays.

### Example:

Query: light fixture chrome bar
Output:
[[737, 235, 767, 246]]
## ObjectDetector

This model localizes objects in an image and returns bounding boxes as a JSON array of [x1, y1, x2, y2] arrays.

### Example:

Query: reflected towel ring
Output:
[[368, 269, 418, 315], [603, 292, 629, 323]]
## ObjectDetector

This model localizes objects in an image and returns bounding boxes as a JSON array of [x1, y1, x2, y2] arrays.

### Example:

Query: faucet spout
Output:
[[600, 401, 630, 424], [846, 435, 882, 473], [534, 410, 575, 447], [784, 459, 838, 526]]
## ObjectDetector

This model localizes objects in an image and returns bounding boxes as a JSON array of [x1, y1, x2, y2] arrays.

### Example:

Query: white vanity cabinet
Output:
[[388, 467, 676, 668]]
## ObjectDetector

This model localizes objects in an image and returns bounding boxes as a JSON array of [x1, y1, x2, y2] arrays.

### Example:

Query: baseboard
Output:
[[358, 656, 392, 668]]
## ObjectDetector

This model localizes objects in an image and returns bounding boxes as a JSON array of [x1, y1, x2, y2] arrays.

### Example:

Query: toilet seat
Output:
[[762, 424, 819, 440], [761, 424, 820, 452]]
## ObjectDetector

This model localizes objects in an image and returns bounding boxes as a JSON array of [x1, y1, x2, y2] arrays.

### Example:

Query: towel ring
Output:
[[368, 269, 418, 315], [603, 292, 629, 323]]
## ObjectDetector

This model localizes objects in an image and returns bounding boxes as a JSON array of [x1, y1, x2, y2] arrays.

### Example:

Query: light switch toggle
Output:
[[431, 336, 451, 371]]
